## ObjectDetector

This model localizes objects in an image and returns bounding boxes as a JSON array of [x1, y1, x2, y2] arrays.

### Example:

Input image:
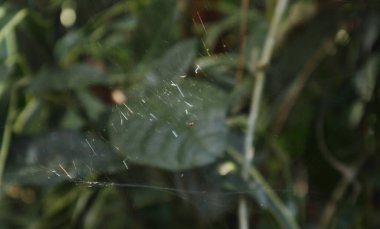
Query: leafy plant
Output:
[[0, 0, 379, 228]]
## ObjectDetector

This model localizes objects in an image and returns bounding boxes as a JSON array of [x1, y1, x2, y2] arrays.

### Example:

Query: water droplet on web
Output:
[[184, 101, 193, 107], [149, 113, 158, 120], [123, 103, 134, 114], [59, 163, 72, 179], [195, 64, 201, 74], [51, 170, 60, 177], [170, 81, 184, 97], [123, 160, 129, 170], [72, 160, 78, 176], [186, 121, 195, 127], [85, 139, 97, 155], [118, 107, 129, 121], [179, 75, 186, 78], [171, 130, 178, 138]]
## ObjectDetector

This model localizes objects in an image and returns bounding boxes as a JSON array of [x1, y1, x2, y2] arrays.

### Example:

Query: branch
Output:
[[317, 108, 369, 228], [243, 0, 288, 177], [229, 147, 299, 229], [0, 89, 18, 186], [236, 0, 250, 82], [272, 39, 334, 135], [239, 0, 292, 228]]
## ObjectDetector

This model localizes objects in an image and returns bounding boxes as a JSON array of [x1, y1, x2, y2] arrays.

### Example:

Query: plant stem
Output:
[[0, 89, 18, 186], [236, 0, 250, 82], [239, 195, 249, 229], [272, 39, 334, 135], [239, 0, 289, 228], [317, 107, 370, 228], [0, 9, 27, 43], [229, 147, 299, 229]]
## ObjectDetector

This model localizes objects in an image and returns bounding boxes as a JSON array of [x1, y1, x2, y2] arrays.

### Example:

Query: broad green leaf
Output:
[[131, 0, 179, 62], [28, 64, 109, 93], [129, 39, 197, 96], [147, 39, 197, 86], [4, 130, 121, 185], [108, 79, 228, 170]]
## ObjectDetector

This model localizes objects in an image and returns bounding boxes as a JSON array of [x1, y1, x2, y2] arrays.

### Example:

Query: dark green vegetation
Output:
[[0, 0, 379, 228]]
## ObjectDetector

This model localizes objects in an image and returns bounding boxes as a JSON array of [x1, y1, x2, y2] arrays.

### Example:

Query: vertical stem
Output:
[[239, 196, 249, 229], [239, 0, 289, 228], [236, 0, 250, 82], [259, 0, 288, 68], [237, 0, 251, 227], [242, 71, 264, 176], [0, 89, 18, 186], [0, 16, 22, 186]]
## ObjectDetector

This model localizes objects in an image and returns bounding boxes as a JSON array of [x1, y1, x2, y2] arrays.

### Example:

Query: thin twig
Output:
[[239, 0, 289, 228], [316, 111, 356, 181], [317, 108, 369, 228], [0, 89, 18, 186], [228, 147, 299, 229], [318, 157, 367, 229], [236, 0, 250, 82], [257, 0, 289, 69], [243, 0, 289, 176], [238, 196, 249, 229], [0, 9, 27, 43], [272, 39, 334, 135]]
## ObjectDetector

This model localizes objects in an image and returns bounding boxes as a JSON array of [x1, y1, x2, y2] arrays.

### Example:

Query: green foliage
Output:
[[4, 130, 121, 185], [28, 64, 110, 93], [109, 79, 227, 170], [0, 0, 379, 228]]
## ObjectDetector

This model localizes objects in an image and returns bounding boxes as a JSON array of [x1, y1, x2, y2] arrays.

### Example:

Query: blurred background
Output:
[[0, 0, 379, 228]]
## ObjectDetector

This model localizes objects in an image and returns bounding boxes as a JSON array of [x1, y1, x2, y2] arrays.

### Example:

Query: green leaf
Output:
[[131, 0, 179, 62], [28, 64, 109, 93], [108, 79, 228, 170], [54, 30, 85, 66], [60, 109, 85, 130], [227, 147, 300, 229], [83, 188, 130, 229], [0, 8, 27, 44], [0, 64, 11, 97], [148, 39, 197, 85], [4, 130, 121, 185], [129, 39, 197, 96], [354, 55, 378, 102], [76, 89, 108, 121]]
